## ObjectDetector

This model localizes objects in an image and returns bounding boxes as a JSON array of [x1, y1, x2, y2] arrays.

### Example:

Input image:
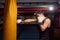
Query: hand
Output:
[[17, 19, 22, 23]]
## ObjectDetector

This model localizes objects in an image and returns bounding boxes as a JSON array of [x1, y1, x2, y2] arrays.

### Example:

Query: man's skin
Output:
[[17, 13, 51, 31], [22, 13, 51, 31]]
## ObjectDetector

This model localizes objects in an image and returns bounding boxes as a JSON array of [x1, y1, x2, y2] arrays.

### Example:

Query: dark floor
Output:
[[17, 24, 40, 40], [17, 24, 54, 40], [0, 31, 2, 40], [0, 24, 60, 40], [17, 24, 60, 40]]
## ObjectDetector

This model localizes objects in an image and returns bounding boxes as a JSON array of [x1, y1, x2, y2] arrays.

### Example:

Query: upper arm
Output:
[[43, 18, 51, 28], [40, 18, 51, 31]]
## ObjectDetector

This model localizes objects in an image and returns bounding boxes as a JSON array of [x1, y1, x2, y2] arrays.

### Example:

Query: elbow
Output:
[[41, 27, 46, 31], [40, 25, 47, 31]]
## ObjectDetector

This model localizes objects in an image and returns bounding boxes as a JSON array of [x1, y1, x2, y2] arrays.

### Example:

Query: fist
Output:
[[17, 19, 22, 23]]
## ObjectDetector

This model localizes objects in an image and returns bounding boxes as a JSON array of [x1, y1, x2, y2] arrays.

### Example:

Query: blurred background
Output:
[[0, 0, 60, 40]]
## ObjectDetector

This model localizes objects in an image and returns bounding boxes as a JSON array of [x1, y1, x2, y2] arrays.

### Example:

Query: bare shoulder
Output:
[[45, 18, 51, 23]]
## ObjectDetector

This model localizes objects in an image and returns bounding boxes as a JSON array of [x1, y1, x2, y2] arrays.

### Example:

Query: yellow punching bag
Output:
[[3, 0, 17, 40]]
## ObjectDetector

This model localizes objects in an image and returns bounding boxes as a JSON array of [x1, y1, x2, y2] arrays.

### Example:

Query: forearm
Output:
[[24, 19, 37, 22], [17, 19, 37, 24], [40, 25, 47, 31]]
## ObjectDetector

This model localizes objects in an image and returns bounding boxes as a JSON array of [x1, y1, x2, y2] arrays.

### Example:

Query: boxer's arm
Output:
[[17, 19, 22, 24], [24, 19, 37, 22], [40, 19, 51, 31], [17, 19, 37, 24]]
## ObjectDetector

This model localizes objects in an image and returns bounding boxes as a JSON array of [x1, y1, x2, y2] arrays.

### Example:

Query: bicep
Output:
[[40, 19, 51, 31], [43, 19, 51, 28]]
